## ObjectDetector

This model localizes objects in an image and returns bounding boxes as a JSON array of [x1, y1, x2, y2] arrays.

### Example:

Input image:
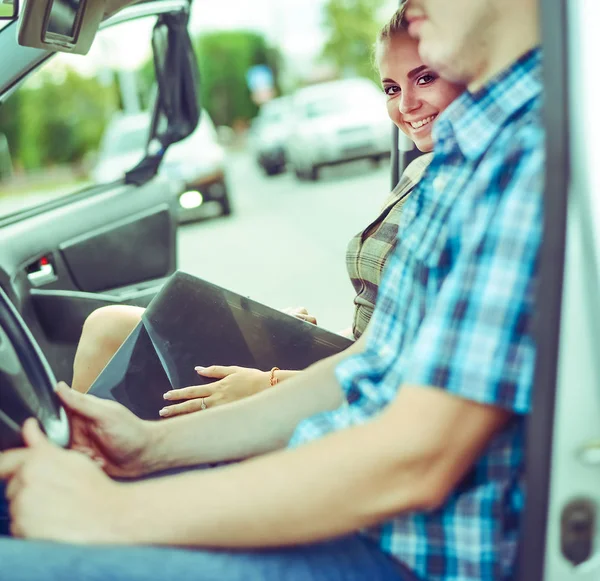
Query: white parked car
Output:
[[93, 110, 232, 221], [251, 96, 291, 176], [286, 78, 392, 181]]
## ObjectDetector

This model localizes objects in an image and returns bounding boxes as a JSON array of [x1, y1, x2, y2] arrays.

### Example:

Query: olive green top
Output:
[[346, 153, 434, 339]]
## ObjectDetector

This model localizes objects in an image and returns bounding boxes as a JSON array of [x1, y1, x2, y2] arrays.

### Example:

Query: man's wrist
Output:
[[138, 420, 170, 474]]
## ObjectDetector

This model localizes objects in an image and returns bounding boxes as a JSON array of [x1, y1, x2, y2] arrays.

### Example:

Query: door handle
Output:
[[578, 441, 600, 467], [574, 551, 600, 574], [27, 263, 56, 287]]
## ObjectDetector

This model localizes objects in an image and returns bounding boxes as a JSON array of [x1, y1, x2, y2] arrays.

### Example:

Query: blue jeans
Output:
[[0, 535, 418, 581], [0, 482, 420, 581]]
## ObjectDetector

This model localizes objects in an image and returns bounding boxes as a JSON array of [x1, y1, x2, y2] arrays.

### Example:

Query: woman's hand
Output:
[[281, 306, 317, 325], [159, 366, 270, 418]]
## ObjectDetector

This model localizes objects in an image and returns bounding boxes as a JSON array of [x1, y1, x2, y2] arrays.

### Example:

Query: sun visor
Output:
[[17, 0, 138, 55]]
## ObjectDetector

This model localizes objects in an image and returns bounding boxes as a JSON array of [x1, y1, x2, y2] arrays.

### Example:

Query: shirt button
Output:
[[433, 175, 447, 193], [379, 345, 393, 358]]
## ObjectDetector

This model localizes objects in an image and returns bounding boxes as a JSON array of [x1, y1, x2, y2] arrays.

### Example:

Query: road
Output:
[[0, 149, 391, 333], [177, 151, 391, 334]]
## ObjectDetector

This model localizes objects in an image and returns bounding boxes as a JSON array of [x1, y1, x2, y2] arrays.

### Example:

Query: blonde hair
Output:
[[377, 5, 409, 44], [373, 5, 410, 67]]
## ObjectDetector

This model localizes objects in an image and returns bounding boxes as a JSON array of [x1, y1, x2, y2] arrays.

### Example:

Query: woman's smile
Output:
[[405, 113, 438, 134]]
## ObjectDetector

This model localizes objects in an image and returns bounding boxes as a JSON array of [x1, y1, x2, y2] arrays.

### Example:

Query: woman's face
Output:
[[376, 34, 465, 152]]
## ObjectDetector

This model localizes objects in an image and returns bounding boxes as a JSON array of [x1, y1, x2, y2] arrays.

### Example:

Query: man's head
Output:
[[403, 0, 540, 91]]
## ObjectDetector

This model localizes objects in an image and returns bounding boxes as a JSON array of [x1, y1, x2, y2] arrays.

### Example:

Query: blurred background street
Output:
[[178, 150, 391, 334], [0, 0, 398, 333]]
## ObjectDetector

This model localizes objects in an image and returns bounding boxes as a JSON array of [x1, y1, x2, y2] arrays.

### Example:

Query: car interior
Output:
[[0, 0, 198, 384], [0, 0, 598, 579]]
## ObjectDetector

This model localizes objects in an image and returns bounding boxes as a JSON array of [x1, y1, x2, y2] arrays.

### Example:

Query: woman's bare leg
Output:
[[71, 305, 145, 393]]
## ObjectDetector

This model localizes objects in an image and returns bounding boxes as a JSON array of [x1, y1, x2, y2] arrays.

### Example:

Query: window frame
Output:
[[0, 0, 189, 227], [516, 0, 570, 578]]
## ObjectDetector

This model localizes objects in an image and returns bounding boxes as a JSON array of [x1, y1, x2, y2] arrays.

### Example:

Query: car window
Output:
[[304, 98, 338, 119], [259, 99, 289, 124], [106, 126, 150, 156], [295, 81, 384, 120], [0, 16, 158, 218]]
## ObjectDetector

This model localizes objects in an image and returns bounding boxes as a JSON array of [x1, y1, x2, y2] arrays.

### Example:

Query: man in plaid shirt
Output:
[[0, 1, 544, 580]]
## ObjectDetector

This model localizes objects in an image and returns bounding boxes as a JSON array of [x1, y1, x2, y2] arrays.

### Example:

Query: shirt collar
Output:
[[433, 48, 543, 161]]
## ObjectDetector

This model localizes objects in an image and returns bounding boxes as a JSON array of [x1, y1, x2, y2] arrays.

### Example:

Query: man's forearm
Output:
[[145, 341, 363, 472], [120, 383, 509, 549], [121, 412, 433, 548]]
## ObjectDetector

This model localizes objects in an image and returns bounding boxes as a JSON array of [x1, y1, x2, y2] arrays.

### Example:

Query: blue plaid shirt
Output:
[[289, 50, 544, 581]]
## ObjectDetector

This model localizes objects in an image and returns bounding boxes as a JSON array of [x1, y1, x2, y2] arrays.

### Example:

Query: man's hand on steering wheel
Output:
[[55, 383, 156, 479]]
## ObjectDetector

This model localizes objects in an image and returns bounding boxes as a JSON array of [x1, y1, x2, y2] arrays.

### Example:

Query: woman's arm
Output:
[[145, 334, 367, 471], [160, 321, 360, 418], [49, 341, 359, 480], [160, 368, 303, 417]]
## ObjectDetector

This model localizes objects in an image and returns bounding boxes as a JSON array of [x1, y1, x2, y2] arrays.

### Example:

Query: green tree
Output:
[[0, 92, 22, 178], [17, 70, 117, 169], [0, 67, 118, 173], [321, 0, 386, 81], [137, 57, 157, 110], [194, 31, 281, 127]]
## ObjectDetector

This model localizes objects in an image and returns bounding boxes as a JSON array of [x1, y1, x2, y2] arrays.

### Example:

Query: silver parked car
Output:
[[251, 96, 291, 176], [286, 78, 392, 181], [93, 110, 232, 221]]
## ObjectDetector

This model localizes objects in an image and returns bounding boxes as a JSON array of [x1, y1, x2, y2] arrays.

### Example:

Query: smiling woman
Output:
[[69, 8, 466, 415], [374, 10, 464, 152]]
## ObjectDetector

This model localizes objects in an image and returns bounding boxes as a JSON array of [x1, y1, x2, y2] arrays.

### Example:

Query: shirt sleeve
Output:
[[401, 136, 544, 414]]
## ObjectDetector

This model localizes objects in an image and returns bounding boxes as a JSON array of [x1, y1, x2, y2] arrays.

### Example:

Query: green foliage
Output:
[[0, 29, 278, 180], [137, 58, 157, 110], [194, 31, 281, 127], [321, 0, 386, 81], [0, 93, 21, 174], [20, 71, 117, 169], [0, 69, 118, 174]]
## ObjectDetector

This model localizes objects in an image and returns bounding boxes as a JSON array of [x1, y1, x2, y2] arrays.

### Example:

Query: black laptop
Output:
[[89, 271, 353, 420]]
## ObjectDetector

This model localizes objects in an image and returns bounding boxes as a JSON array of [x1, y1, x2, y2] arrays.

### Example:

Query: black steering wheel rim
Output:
[[0, 286, 70, 449]]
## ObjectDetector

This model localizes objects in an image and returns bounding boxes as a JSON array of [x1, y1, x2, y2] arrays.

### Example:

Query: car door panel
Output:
[[59, 204, 173, 293], [30, 283, 162, 344], [0, 176, 180, 382]]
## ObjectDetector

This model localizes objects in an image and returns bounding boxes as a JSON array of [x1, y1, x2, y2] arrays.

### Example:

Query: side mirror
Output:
[[126, 10, 201, 185], [0, 0, 16, 20]]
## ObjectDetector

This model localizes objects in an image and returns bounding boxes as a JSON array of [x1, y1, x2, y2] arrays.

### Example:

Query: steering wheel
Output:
[[0, 286, 70, 451]]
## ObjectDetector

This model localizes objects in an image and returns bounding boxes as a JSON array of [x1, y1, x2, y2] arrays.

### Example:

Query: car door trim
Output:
[[515, 0, 570, 579]]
